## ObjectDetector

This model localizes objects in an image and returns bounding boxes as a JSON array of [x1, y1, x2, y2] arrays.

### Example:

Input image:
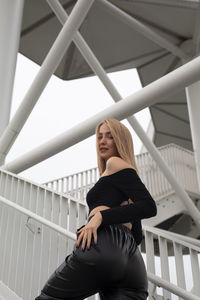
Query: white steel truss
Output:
[[0, 1, 200, 299], [0, 0, 200, 230], [2, 54, 200, 173], [0, 0, 24, 145], [0, 0, 95, 165]]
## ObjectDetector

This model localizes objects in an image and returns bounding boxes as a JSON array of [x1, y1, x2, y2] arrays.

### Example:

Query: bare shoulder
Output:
[[106, 156, 135, 174]]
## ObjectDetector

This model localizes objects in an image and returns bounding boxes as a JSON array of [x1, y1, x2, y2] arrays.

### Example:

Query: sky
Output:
[[7, 53, 151, 184]]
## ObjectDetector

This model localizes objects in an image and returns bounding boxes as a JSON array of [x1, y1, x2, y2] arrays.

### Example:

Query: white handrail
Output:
[[0, 195, 76, 241], [148, 273, 200, 300], [1, 192, 199, 252], [143, 225, 200, 248], [44, 143, 200, 200], [0, 193, 199, 300]]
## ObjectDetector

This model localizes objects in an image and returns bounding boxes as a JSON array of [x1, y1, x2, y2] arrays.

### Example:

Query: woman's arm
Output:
[[100, 157, 157, 225]]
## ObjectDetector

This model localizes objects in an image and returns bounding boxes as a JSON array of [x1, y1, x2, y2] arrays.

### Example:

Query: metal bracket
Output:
[[25, 217, 41, 234]]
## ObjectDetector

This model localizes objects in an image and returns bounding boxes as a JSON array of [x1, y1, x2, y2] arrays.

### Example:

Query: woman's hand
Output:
[[76, 212, 102, 251]]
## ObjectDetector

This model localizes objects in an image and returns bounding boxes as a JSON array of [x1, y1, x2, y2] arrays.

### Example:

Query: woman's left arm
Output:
[[100, 169, 157, 225]]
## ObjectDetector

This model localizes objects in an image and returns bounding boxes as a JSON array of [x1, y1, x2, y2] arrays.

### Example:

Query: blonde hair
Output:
[[95, 119, 139, 176]]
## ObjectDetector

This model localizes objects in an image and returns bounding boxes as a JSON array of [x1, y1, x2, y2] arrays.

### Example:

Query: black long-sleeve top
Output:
[[86, 168, 157, 245]]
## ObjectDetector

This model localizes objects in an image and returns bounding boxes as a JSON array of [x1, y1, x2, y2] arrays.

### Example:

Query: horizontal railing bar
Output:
[[43, 143, 196, 184], [44, 166, 97, 185], [0, 195, 76, 241], [144, 225, 200, 247], [1, 188, 198, 252], [148, 272, 200, 300], [0, 194, 199, 299], [43, 144, 200, 203], [0, 167, 77, 201], [143, 225, 200, 251]]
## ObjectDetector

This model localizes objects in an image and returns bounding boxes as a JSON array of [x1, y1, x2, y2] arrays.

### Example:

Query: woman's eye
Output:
[[97, 135, 113, 140]]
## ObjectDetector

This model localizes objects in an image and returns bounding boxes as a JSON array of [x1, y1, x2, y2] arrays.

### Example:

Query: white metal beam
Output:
[[46, 0, 121, 102], [186, 81, 200, 192], [47, 0, 200, 231], [148, 272, 200, 300], [100, 0, 188, 60], [0, 0, 24, 150], [131, 0, 200, 9], [3, 55, 200, 173], [0, 0, 95, 165], [2, 56, 200, 174]]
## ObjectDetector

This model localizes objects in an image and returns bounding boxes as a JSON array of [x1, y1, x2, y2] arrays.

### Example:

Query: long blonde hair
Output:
[[95, 119, 139, 176]]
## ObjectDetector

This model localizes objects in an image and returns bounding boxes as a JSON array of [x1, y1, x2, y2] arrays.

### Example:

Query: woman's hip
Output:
[[74, 217, 138, 272]]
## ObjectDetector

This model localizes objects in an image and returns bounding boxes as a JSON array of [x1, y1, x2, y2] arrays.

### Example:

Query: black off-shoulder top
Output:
[[86, 168, 157, 245]]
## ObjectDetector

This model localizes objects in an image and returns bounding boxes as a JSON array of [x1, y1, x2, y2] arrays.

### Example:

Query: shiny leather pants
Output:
[[35, 216, 148, 299]]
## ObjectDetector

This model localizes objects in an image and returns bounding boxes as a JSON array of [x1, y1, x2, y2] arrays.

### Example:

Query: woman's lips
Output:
[[100, 148, 108, 152]]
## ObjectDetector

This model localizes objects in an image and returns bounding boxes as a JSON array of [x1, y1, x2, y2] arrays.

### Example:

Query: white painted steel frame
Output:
[[0, 2, 199, 297], [0, 0, 24, 159], [0, 0, 95, 165], [186, 81, 200, 192], [132, 0, 200, 9], [0, 0, 199, 238], [3, 55, 200, 173], [3, 0, 200, 229]]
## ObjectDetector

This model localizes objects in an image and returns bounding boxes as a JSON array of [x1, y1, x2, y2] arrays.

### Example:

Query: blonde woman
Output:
[[36, 119, 157, 300]]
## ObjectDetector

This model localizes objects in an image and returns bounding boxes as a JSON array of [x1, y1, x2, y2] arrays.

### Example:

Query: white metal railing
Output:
[[0, 192, 200, 300], [44, 143, 200, 201], [45, 166, 99, 200], [143, 225, 200, 299], [0, 168, 92, 300]]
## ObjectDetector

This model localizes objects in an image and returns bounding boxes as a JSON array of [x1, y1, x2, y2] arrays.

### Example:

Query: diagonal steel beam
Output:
[[0, 0, 24, 152], [2, 53, 200, 229], [100, 0, 188, 60], [0, 0, 95, 165], [3, 56, 200, 174], [2, 0, 200, 229], [186, 81, 200, 192], [130, 0, 200, 9]]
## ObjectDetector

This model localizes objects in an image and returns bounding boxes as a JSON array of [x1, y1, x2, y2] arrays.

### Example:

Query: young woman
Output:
[[36, 118, 157, 300]]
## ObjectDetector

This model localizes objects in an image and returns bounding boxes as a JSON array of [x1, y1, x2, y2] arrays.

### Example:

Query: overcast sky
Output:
[[7, 53, 150, 184]]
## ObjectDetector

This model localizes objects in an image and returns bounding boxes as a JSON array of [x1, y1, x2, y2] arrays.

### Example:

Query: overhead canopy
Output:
[[19, 0, 200, 151]]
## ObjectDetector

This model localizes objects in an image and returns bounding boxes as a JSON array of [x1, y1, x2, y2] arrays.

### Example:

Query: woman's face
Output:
[[97, 123, 119, 162]]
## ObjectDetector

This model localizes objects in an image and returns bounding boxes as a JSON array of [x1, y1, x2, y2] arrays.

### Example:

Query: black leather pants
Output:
[[35, 216, 148, 300]]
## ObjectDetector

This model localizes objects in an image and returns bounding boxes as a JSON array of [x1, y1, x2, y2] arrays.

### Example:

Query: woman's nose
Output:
[[100, 136, 107, 143]]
